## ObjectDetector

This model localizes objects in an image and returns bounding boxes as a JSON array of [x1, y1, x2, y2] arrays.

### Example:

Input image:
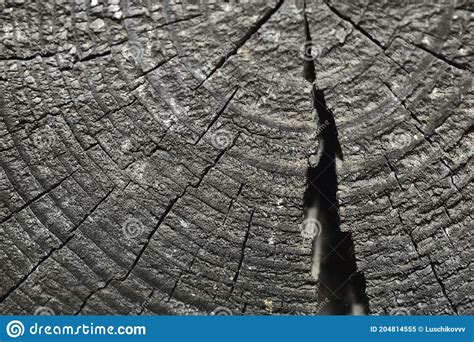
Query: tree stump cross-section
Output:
[[0, 0, 472, 316]]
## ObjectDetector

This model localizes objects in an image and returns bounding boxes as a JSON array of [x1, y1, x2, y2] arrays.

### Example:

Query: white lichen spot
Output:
[[179, 218, 189, 228], [25, 75, 35, 84], [121, 139, 133, 152], [268, 233, 275, 245], [222, 3, 232, 12], [89, 18, 105, 32], [335, 28, 346, 44], [264, 299, 273, 313], [113, 10, 122, 19], [133, 160, 149, 182]]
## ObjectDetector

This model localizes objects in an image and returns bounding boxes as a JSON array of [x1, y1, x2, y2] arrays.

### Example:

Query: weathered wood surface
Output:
[[0, 0, 472, 315]]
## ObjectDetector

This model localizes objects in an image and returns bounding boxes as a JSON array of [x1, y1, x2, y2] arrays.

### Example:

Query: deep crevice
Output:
[[322, 0, 385, 50], [75, 134, 240, 314], [0, 182, 113, 304], [302, 1, 369, 315], [230, 208, 255, 295], [412, 43, 471, 71], [194, 0, 285, 90]]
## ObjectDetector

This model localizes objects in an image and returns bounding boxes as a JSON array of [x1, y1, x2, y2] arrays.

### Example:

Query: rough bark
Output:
[[0, 0, 472, 316]]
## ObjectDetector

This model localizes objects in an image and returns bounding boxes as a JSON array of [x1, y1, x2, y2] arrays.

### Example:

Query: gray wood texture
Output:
[[0, 0, 472, 315]]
